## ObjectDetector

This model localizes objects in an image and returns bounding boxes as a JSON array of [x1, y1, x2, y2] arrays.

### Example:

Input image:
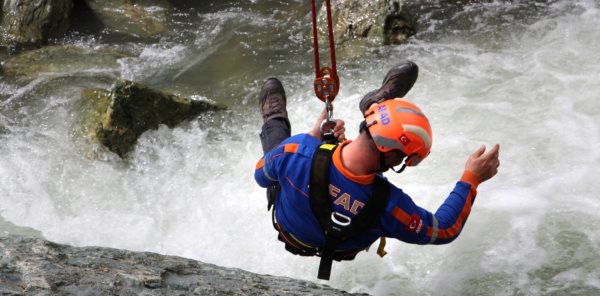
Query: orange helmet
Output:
[[363, 99, 432, 166]]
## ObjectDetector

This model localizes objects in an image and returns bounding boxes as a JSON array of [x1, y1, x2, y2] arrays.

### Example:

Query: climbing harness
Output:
[[270, 143, 390, 280], [311, 0, 339, 144], [309, 143, 390, 280]]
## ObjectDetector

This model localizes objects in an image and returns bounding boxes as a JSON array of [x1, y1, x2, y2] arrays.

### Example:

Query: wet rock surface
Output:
[[81, 0, 173, 39], [317, 0, 415, 44], [0, 235, 365, 295], [72, 87, 113, 157], [316, 0, 415, 59], [1, 45, 126, 82], [0, 0, 73, 47]]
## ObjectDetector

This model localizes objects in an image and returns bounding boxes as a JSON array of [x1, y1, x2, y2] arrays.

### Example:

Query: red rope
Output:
[[311, 0, 320, 78], [324, 0, 337, 75]]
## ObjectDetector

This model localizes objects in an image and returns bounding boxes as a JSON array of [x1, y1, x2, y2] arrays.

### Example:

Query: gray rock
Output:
[[0, 0, 73, 47], [314, 0, 415, 60], [82, 0, 173, 39], [1, 45, 127, 82], [317, 0, 415, 46], [95, 80, 225, 157], [0, 235, 365, 295], [0, 215, 44, 239]]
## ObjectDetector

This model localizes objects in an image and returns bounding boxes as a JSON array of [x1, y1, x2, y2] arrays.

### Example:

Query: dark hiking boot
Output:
[[259, 78, 290, 127], [359, 60, 419, 114]]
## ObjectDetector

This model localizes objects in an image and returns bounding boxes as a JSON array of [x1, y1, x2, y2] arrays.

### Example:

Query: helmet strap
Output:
[[378, 151, 408, 174], [390, 163, 407, 174], [382, 151, 410, 174]]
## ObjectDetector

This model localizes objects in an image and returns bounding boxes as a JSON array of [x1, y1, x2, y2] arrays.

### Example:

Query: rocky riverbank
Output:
[[0, 235, 366, 295]]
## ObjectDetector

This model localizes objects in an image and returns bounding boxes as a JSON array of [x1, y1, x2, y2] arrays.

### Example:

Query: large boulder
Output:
[[81, 0, 172, 39], [95, 80, 225, 157], [0, 235, 365, 295], [0, 0, 73, 47]]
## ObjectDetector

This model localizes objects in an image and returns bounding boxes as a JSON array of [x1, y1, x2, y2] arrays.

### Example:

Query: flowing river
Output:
[[1, 0, 599, 295]]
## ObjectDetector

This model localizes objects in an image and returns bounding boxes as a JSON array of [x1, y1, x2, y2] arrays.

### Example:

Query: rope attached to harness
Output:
[[311, 0, 339, 143]]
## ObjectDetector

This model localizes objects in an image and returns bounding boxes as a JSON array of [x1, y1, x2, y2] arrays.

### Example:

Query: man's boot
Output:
[[260, 78, 290, 128], [359, 60, 419, 114]]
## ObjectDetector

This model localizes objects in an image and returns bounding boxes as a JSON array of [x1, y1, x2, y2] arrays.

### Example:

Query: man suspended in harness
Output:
[[254, 60, 501, 281]]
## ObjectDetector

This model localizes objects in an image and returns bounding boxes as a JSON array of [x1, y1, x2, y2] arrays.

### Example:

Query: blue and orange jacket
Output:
[[254, 133, 481, 251]]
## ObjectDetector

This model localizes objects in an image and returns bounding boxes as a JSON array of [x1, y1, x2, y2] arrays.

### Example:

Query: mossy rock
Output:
[[95, 80, 225, 157], [0, 0, 73, 47], [72, 88, 114, 158]]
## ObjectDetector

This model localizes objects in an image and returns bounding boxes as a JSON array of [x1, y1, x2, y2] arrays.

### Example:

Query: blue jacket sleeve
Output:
[[380, 170, 481, 245]]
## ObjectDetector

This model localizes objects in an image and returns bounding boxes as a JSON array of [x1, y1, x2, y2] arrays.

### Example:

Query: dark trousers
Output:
[[260, 118, 291, 152], [260, 118, 291, 209]]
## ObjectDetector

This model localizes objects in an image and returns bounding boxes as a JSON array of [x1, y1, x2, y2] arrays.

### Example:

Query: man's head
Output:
[[361, 99, 432, 173]]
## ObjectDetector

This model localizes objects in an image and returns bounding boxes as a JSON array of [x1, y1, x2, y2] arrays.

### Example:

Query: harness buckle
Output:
[[331, 211, 351, 227]]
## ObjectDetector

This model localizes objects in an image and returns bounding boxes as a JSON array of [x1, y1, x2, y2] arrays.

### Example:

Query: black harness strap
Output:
[[309, 143, 390, 280]]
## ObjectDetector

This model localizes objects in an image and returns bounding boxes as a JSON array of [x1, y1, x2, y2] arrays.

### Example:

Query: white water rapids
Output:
[[1, 1, 599, 295]]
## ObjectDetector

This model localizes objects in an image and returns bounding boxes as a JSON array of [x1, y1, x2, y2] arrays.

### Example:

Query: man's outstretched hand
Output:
[[465, 144, 500, 183]]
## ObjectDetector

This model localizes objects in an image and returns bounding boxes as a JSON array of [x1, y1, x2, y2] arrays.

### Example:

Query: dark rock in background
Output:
[[0, 0, 73, 47]]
